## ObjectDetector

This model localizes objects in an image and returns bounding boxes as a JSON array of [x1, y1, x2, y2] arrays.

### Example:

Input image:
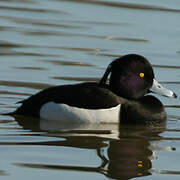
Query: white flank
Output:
[[40, 101, 121, 123]]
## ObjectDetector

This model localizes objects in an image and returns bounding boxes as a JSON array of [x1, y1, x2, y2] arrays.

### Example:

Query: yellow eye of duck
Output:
[[139, 72, 144, 78]]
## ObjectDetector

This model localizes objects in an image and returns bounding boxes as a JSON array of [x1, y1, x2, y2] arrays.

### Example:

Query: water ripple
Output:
[[0, 80, 51, 89], [52, 76, 100, 82], [0, 5, 66, 14], [61, 0, 180, 13]]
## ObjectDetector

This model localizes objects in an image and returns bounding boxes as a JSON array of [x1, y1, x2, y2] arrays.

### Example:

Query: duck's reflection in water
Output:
[[107, 126, 155, 179], [15, 116, 167, 179]]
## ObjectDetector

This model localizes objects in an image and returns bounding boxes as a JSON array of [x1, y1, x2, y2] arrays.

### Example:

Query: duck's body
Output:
[[14, 82, 124, 123], [9, 54, 176, 124]]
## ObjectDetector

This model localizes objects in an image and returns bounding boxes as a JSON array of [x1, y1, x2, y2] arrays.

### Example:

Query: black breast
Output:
[[120, 95, 166, 124]]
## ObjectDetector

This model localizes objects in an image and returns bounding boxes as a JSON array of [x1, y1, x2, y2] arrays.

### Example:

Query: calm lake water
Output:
[[0, 0, 180, 179]]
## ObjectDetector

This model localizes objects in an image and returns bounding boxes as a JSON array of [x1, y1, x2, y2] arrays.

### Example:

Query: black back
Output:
[[14, 82, 125, 117]]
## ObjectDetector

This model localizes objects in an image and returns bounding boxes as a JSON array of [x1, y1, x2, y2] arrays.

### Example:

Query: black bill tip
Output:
[[173, 92, 177, 98]]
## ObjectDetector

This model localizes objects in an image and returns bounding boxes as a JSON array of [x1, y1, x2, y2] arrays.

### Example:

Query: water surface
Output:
[[0, 0, 180, 179]]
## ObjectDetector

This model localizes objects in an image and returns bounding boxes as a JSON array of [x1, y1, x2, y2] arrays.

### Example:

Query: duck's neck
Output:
[[108, 84, 128, 99]]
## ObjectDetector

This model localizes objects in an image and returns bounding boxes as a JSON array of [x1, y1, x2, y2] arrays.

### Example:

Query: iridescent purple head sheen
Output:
[[109, 54, 154, 99]]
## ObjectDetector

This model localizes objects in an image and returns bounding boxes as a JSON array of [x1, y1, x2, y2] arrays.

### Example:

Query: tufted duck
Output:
[[7, 54, 177, 124]]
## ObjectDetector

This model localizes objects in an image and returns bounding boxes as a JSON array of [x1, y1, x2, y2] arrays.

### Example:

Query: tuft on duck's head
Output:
[[99, 54, 177, 99]]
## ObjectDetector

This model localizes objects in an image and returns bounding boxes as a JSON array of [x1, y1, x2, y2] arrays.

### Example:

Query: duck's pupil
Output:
[[139, 73, 144, 78]]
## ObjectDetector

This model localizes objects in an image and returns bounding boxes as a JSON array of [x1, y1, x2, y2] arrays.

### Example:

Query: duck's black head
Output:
[[110, 54, 154, 99], [99, 54, 177, 100]]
